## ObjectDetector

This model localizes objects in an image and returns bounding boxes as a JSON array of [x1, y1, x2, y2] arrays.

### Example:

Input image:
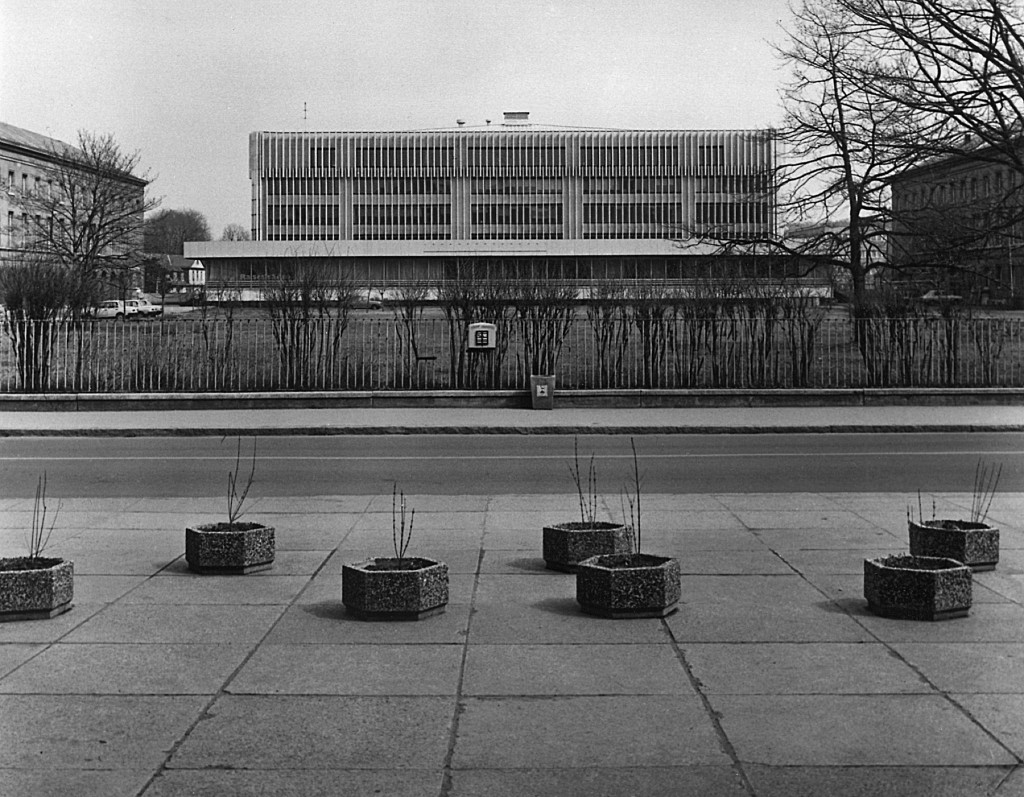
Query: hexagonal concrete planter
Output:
[[342, 557, 449, 620], [908, 519, 999, 571], [864, 554, 972, 621], [0, 557, 73, 621], [185, 523, 275, 574], [575, 553, 681, 619], [543, 522, 634, 572]]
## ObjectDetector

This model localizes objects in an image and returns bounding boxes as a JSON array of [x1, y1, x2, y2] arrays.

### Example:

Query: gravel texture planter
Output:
[[576, 553, 681, 618], [185, 522, 275, 574], [342, 557, 449, 620], [864, 554, 972, 621], [0, 557, 74, 621], [908, 519, 999, 571], [543, 522, 634, 572]]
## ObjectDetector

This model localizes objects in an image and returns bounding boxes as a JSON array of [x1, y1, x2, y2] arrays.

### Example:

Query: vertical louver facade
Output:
[[250, 127, 776, 244]]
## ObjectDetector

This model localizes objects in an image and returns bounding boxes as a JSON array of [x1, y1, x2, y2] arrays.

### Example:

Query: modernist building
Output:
[[888, 142, 1024, 304], [188, 113, 789, 297]]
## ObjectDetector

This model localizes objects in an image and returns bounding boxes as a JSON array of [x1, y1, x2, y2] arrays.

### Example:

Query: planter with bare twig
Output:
[[575, 439, 681, 618], [342, 485, 448, 620], [907, 461, 1001, 571], [185, 438, 275, 574], [543, 438, 633, 572], [0, 473, 73, 621]]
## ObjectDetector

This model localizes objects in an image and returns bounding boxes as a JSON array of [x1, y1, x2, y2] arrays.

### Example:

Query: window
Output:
[[22, 174, 28, 192], [6, 171, 13, 189]]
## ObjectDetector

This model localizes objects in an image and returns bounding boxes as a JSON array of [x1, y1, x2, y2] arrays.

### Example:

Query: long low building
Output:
[[186, 113, 807, 297]]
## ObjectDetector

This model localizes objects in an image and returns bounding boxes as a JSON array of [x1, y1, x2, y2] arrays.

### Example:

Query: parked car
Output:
[[89, 300, 130, 320], [127, 297, 161, 317], [920, 290, 963, 303]]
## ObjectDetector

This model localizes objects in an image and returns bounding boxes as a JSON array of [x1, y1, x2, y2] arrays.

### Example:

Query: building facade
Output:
[[1, 121, 149, 296], [888, 144, 1024, 304], [188, 114, 791, 297], [0, 122, 66, 255]]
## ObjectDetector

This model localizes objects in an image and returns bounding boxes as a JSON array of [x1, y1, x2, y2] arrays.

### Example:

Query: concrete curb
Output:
[[3, 424, 1024, 437], [1, 387, 1023, 411]]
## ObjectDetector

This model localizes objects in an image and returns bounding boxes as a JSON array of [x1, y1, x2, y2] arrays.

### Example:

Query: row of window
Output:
[[5, 170, 52, 196], [582, 203, 685, 225], [266, 205, 340, 225], [353, 204, 452, 226], [899, 169, 1017, 210], [471, 204, 562, 225], [261, 175, 772, 201]]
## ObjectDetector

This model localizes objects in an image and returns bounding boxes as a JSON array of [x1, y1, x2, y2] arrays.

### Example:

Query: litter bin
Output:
[[530, 374, 555, 410]]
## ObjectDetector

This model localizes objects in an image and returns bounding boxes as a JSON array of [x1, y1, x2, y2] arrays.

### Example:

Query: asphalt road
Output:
[[0, 433, 1021, 498]]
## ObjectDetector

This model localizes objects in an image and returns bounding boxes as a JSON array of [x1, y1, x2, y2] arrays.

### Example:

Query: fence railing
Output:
[[2, 315, 1022, 393]]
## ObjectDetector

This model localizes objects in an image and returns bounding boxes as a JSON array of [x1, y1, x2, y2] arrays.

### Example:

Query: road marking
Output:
[[0, 451, 1021, 462]]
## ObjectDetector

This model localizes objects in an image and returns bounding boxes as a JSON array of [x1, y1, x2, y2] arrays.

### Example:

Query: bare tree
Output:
[[834, 0, 1024, 290], [16, 130, 157, 314], [837, 0, 1024, 173], [221, 223, 252, 241], [0, 251, 75, 390], [265, 261, 355, 389], [435, 258, 516, 389]]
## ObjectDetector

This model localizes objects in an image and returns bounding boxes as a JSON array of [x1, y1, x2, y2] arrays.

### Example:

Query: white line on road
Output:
[[0, 451, 1021, 462]]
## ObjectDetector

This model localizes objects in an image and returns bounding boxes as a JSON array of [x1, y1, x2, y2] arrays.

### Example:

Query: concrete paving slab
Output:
[[735, 509, 883, 531], [160, 549, 332, 576], [168, 695, 453, 770], [979, 571, 1024, 604], [955, 695, 1024, 759], [0, 694, 207, 768], [633, 509, 749, 531], [892, 643, 1024, 693], [710, 694, 1018, 766], [72, 574, 150, 603], [751, 527, 905, 552], [479, 549, 550, 574], [0, 603, 104, 643], [264, 601, 473, 645], [142, 769, 444, 797], [715, 493, 847, 511], [227, 643, 463, 695], [63, 604, 287, 644], [644, 528, 771, 551], [804, 571, 1012, 606], [743, 764, 1015, 797], [68, 551, 183, 576], [467, 602, 673, 644], [117, 574, 310, 605], [684, 642, 930, 695], [778, 549, 899, 575], [462, 644, 689, 696], [447, 766, 750, 797], [0, 769, 154, 797], [997, 767, 1024, 794], [0, 643, 44, 678], [666, 548, 794, 575], [0, 643, 250, 695], [856, 604, 1024, 643], [666, 576, 875, 643], [451, 695, 731, 769]]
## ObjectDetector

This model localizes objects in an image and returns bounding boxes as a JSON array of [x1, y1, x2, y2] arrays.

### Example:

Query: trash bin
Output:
[[530, 374, 555, 410]]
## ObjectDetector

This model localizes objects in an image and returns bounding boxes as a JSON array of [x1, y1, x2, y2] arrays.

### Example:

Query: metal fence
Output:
[[2, 314, 1023, 393]]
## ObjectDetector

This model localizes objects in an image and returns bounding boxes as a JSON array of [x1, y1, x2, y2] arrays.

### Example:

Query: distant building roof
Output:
[[0, 121, 73, 157]]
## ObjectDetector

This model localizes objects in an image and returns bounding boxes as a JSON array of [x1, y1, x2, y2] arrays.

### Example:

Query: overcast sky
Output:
[[1, 0, 792, 236]]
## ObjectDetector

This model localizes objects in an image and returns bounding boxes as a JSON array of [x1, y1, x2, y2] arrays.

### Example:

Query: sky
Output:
[[1, 0, 793, 237]]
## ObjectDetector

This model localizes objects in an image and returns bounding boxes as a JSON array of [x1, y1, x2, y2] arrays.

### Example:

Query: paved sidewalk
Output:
[[2, 404, 1023, 436], [1, 491, 1023, 796]]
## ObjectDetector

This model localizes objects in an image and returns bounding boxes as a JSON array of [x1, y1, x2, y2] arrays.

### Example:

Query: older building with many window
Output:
[[187, 113, 791, 297], [888, 142, 1024, 305]]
